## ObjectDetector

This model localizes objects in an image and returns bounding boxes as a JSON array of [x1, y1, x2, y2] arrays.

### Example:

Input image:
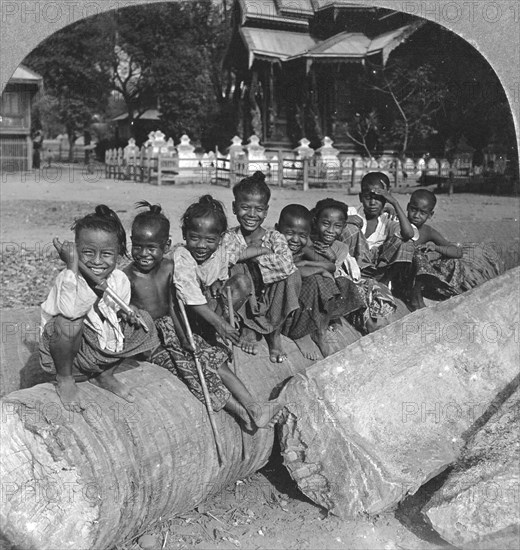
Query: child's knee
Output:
[[53, 315, 85, 341], [228, 273, 253, 298]]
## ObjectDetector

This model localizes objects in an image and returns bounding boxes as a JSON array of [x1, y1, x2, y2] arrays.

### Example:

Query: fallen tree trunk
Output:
[[0, 309, 372, 550], [0, 293, 412, 549], [424, 387, 520, 549], [279, 267, 520, 518]]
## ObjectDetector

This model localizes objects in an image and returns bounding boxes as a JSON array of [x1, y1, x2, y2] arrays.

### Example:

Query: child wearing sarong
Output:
[[406, 189, 503, 309], [277, 204, 364, 359], [171, 195, 285, 428], [39, 205, 158, 412], [341, 172, 418, 288], [306, 198, 396, 335], [221, 171, 302, 363]]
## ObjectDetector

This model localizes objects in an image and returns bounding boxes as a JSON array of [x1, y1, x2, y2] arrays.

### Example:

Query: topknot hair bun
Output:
[[135, 200, 162, 215], [250, 171, 266, 183]]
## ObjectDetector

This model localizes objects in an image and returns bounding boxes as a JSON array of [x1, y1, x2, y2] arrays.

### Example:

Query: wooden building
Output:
[[0, 65, 43, 171], [225, 0, 422, 150]]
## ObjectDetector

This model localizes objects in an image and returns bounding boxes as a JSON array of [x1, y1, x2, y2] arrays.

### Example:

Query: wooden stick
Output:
[[226, 286, 249, 461], [77, 261, 149, 332], [177, 298, 226, 467]]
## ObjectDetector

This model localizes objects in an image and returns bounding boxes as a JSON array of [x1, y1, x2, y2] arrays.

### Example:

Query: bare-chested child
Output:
[[40, 205, 157, 411], [405, 189, 465, 309], [126, 200, 283, 429]]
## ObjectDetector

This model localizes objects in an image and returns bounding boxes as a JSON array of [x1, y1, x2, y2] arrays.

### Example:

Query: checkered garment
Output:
[[283, 273, 365, 341], [40, 309, 159, 375], [222, 227, 297, 284]]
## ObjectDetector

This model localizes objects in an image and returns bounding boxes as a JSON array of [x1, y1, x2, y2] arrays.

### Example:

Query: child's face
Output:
[[131, 224, 170, 273], [359, 183, 386, 219], [407, 197, 433, 228], [315, 207, 346, 245], [232, 192, 269, 234], [76, 228, 119, 279], [184, 217, 222, 264], [277, 215, 310, 255]]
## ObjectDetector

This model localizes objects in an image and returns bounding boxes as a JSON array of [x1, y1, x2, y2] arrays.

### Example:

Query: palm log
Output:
[[279, 268, 520, 518], [424, 387, 520, 549], [1, 299, 388, 550]]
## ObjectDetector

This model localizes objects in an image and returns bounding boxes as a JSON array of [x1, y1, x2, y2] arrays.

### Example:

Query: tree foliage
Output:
[[24, 17, 112, 160]]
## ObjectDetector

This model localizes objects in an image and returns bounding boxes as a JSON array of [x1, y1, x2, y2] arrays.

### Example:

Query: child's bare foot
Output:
[[55, 376, 84, 412], [239, 327, 259, 355], [266, 332, 287, 363], [294, 335, 321, 360], [89, 371, 135, 402], [248, 397, 286, 428], [314, 330, 333, 358]]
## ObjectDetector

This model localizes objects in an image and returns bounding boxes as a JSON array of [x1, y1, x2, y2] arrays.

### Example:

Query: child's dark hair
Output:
[[311, 198, 349, 222], [71, 205, 127, 256], [181, 195, 227, 235], [278, 204, 312, 226], [232, 171, 270, 203], [133, 200, 170, 242], [411, 189, 437, 210], [361, 171, 390, 191]]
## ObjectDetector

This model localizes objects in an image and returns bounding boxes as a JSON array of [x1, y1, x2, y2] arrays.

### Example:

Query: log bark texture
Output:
[[424, 387, 520, 549], [279, 268, 520, 518], [0, 308, 370, 550]]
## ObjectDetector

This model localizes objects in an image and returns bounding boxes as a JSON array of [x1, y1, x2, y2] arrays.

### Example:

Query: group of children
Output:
[[40, 171, 502, 428]]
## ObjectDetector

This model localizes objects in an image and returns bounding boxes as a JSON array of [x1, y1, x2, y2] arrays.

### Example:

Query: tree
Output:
[[24, 17, 112, 161], [344, 110, 380, 158], [366, 60, 447, 157]]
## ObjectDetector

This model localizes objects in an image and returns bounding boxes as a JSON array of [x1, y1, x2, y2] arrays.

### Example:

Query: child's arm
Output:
[[423, 226, 463, 258], [302, 246, 336, 273], [187, 303, 240, 344], [237, 244, 271, 262], [296, 263, 334, 279], [377, 190, 415, 241]]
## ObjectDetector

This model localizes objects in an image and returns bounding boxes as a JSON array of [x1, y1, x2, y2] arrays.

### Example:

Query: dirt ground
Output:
[[1, 165, 519, 550]]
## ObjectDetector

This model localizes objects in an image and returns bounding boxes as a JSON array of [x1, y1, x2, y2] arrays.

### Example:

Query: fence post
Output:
[[394, 159, 399, 188], [229, 155, 235, 188], [214, 146, 218, 185], [350, 158, 355, 192], [302, 157, 309, 191], [277, 150, 283, 187], [448, 169, 454, 196]]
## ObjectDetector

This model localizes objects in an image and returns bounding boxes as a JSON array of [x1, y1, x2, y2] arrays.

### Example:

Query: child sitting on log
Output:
[[342, 172, 418, 289], [405, 189, 503, 309], [221, 171, 302, 363], [170, 196, 285, 428], [39, 205, 158, 412], [306, 198, 397, 334], [276, 204, 364, 359]]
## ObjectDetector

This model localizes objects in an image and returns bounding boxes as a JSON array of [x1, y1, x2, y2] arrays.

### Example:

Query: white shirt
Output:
[[41, 268, 130, 352], [348, 205, 419, 250]]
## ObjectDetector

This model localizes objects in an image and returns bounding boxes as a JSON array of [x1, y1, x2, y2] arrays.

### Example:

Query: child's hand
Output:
[[424, 242, 437, 252], [53, 237, 78, 272], [209, 280, 223, 299], [217, 320, 240, 345], [374, 188, 396, 206], [347, 215, 364, 229], [119, 305, 141, 327], [314, 241, 336, 262]]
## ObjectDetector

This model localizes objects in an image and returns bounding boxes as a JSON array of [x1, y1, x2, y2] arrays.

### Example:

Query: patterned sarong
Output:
[[232, 263, 302, 335], [346, 279, 397, 334], [413, 243, 503, 301], [150, 315, 230, 412], [283, 273, 364, 340], [40, 310, 159, 375]]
